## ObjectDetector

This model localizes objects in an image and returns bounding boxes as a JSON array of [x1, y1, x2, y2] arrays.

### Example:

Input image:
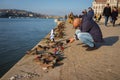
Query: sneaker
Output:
[[86, 44, 98, 51], [82, 45, 89, 47]]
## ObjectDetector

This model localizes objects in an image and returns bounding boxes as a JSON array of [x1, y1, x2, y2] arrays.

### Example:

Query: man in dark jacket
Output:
[[81, 8, 103, 42], [103, 3, 111, 26], [73, 8, 103, 51]]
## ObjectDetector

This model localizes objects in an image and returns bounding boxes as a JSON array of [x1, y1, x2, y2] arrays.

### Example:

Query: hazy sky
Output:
[[0, 0, 93, 16]]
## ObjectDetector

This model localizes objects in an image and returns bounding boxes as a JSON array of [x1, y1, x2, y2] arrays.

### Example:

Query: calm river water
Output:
[[0, 18, 56, 77]]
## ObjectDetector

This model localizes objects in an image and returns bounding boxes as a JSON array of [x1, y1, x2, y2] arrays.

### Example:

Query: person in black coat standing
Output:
[[111, 7, 118, 26], [103, 3, 111, 26]]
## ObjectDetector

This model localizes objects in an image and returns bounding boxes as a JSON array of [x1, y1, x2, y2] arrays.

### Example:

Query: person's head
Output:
[[106, 3, 110, 7], [88, 7, 93, 11], [82, 9, 87, 15], [73, 18, 82, 29], [113, 7, 117, 11]]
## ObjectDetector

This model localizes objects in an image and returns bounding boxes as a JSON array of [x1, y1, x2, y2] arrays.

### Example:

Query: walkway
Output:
[[1, 19, 120, 80]]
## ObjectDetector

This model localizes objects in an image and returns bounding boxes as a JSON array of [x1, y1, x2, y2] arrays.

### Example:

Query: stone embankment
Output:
[[1, 19, 120, 80]]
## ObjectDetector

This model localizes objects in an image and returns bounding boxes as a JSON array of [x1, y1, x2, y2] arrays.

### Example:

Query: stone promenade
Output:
[[1, 18, 120, 80]]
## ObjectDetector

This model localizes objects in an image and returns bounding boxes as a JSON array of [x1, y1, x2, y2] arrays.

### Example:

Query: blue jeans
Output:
[[104, 16, 109, 26], [75, 29, 94, 47]]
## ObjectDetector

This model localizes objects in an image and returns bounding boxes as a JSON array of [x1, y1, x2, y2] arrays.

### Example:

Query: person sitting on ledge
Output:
[[70, 16, 104, 51]]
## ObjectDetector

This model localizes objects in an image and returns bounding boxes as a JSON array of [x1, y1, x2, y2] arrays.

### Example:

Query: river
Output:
[[0, 18, 56, 77]]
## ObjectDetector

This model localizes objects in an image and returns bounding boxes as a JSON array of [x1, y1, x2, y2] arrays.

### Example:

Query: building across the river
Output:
[[92, 0, 120, 14]]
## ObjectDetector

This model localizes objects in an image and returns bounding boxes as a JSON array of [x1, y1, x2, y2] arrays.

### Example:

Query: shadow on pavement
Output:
[[97, 36, 119, 48]]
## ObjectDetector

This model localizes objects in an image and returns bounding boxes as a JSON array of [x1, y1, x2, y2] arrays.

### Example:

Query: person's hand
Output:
[[69, 38, 75, 43]]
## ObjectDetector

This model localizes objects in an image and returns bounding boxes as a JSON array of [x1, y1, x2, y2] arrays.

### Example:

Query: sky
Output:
[[0, 0, 93, 16]]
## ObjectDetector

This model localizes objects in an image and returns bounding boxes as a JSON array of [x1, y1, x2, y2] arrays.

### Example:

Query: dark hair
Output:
[[114, 6, 117, 9], [88, 7, 93, 11], [107, 3, 109, 5], [88, 7, 92, 9]]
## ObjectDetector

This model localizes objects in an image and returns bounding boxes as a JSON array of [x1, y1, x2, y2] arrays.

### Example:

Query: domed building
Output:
[[92, 0, 120, 14]]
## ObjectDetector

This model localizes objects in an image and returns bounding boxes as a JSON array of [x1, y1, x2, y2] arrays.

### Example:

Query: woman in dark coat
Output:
[[111, 7, 118, 26]]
